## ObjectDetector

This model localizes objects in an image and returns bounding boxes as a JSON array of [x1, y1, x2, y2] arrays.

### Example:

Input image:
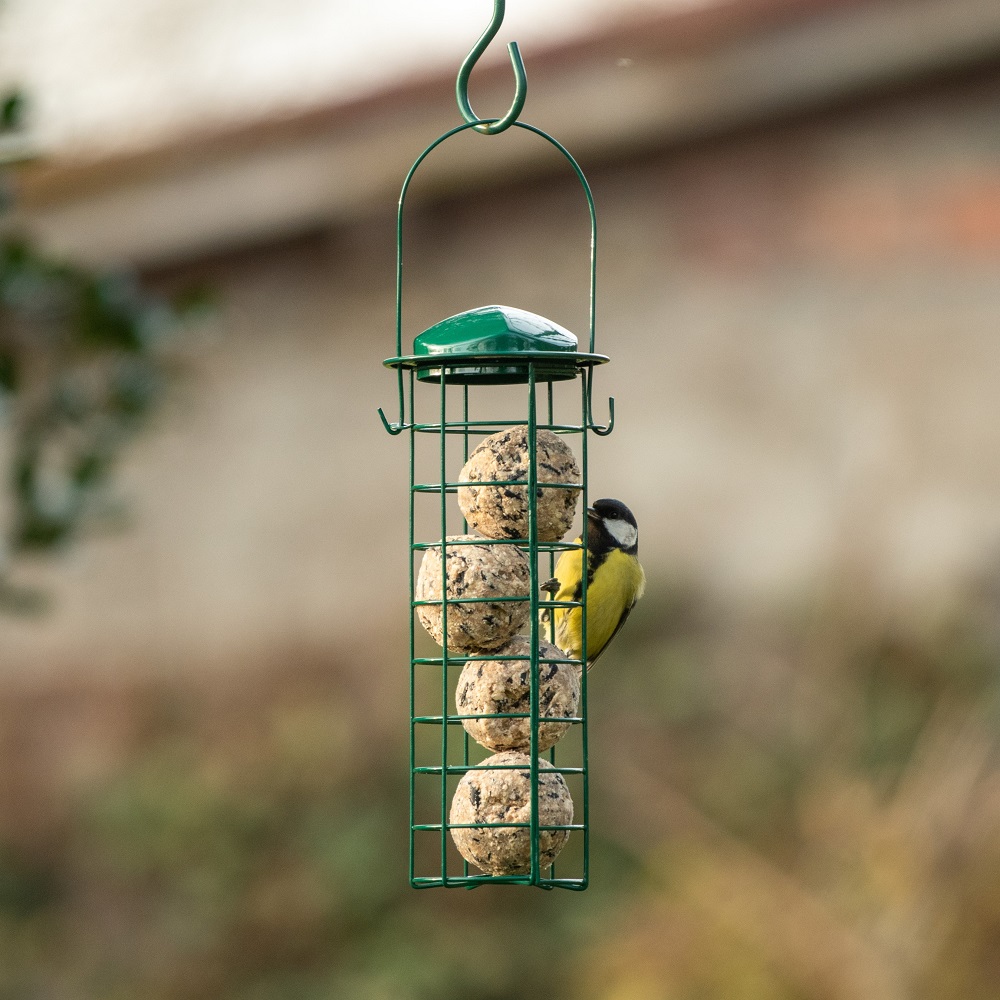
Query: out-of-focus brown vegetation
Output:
[[1, 571, 998, 999]]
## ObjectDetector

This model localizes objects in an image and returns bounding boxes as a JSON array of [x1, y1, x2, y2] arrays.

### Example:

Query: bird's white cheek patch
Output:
[[607, 519, 637, 550]]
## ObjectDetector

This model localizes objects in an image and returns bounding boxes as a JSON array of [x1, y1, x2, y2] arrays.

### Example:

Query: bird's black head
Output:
[[586, 498, 638, 555]]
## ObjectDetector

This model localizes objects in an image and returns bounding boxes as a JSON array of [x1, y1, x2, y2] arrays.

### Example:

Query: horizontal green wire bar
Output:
[[411, 422, 588, 434], [411, 599, 581, 611], [413, 823, 585, 831], [412, 480, 583, 491], [412, 538, 582, 552], [412, 602, 578, 613], [413, 765, 585, 775], [412, 714, 584, 724], [412, 653, 582, 665], [411, 428, 586, 437], [411, 876, 586, 889], [412, 660, 583, 669], [412, 595, 532, 607]]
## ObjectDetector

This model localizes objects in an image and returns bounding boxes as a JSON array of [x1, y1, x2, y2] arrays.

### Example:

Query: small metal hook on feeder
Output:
[[586, 372, 616, 436], [456, 0, 527, 135], [377, 404, 405, 435], [591, 396, 616, 436]]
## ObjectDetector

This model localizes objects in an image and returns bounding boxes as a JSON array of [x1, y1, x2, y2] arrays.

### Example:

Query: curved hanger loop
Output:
[[456, 0, 527, 135], [394, 120, 597, 360], [381, 122, 607, 436]]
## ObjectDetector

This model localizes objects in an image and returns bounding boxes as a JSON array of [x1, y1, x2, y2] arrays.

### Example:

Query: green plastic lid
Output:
[[410, 304, 581, 384]]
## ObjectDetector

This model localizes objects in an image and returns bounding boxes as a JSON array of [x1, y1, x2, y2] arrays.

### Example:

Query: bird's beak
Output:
[[586, 506, 599, 521]]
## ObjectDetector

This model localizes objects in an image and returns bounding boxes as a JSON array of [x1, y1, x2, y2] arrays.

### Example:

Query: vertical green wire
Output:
[[439, 368, 449, 883], [408, 370, 416, 886], [461, 384, 470, 880], [580, 372, 590, 887], [527, 363, 540, 883], [547, 381, 556, 648], [546, 379, 557, 882]]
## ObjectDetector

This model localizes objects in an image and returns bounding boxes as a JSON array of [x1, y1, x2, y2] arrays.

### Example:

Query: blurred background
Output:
[[2, 0, 1000, 996]]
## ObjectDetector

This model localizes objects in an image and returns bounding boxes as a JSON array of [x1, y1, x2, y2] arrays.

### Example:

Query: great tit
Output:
[[542, 498, 645, 669]]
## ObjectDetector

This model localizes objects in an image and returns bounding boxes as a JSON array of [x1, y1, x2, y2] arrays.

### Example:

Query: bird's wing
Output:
[[586, 599, 636, 671]]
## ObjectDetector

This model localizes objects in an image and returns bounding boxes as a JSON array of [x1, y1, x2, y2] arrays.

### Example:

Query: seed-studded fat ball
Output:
[[458, 426, 580, 541], [415, 536, 530, 652], [456, 636, 580, 752], [450, 751, 573, 875]]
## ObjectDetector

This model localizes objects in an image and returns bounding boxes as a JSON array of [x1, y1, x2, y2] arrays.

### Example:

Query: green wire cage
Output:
[[379, 1, 614, 890]]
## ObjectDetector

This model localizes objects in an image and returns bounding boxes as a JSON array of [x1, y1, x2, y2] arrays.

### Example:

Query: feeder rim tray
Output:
[[383, 351, 609, 371]]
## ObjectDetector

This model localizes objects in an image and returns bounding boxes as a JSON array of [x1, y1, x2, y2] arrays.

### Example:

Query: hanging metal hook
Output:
[[456, 0, 527, 135], [586, 371, 615, 436], [377, 404, 405, 435]]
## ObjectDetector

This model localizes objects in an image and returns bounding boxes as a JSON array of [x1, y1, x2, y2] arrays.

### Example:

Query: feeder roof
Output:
[[414, 304, 577, 357]]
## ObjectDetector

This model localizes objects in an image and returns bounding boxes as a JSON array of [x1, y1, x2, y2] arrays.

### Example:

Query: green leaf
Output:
[[73, 449, 109, 487], [12, 448, 35, 499], [78, 276, 145, 350], [13, 510, 74, 550], [0, 91, 25, 133], [173, 283, 218, 319], [0, 843, 58, 917], [0, 352, 16, 392]]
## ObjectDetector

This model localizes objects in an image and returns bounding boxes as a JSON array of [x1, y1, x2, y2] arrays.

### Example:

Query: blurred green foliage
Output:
[[0, 93, 204, 611], [1, 90, 24, 132]]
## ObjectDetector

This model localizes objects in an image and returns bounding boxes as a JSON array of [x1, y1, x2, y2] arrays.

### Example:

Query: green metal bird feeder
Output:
[[379, 0, 614, 890]]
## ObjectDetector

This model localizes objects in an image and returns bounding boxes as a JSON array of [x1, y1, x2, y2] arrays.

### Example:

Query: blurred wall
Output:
[[5, 49, 1000, 679]]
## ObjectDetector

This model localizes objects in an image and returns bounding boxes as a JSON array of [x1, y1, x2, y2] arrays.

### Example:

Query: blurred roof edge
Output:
[[9, 0, 1000, 269]]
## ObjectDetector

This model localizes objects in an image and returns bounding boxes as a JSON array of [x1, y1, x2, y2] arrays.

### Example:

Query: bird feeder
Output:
[[379, 0, 614, 890]]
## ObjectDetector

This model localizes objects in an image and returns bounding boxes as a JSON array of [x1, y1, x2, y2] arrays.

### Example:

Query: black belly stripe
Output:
[[572, 548, 611, 602], [588, 548, 610, 584], [567, 546, 613, 604]]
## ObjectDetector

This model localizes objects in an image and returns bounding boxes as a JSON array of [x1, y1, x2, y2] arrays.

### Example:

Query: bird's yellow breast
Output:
[[547, 543, 645, 663]]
